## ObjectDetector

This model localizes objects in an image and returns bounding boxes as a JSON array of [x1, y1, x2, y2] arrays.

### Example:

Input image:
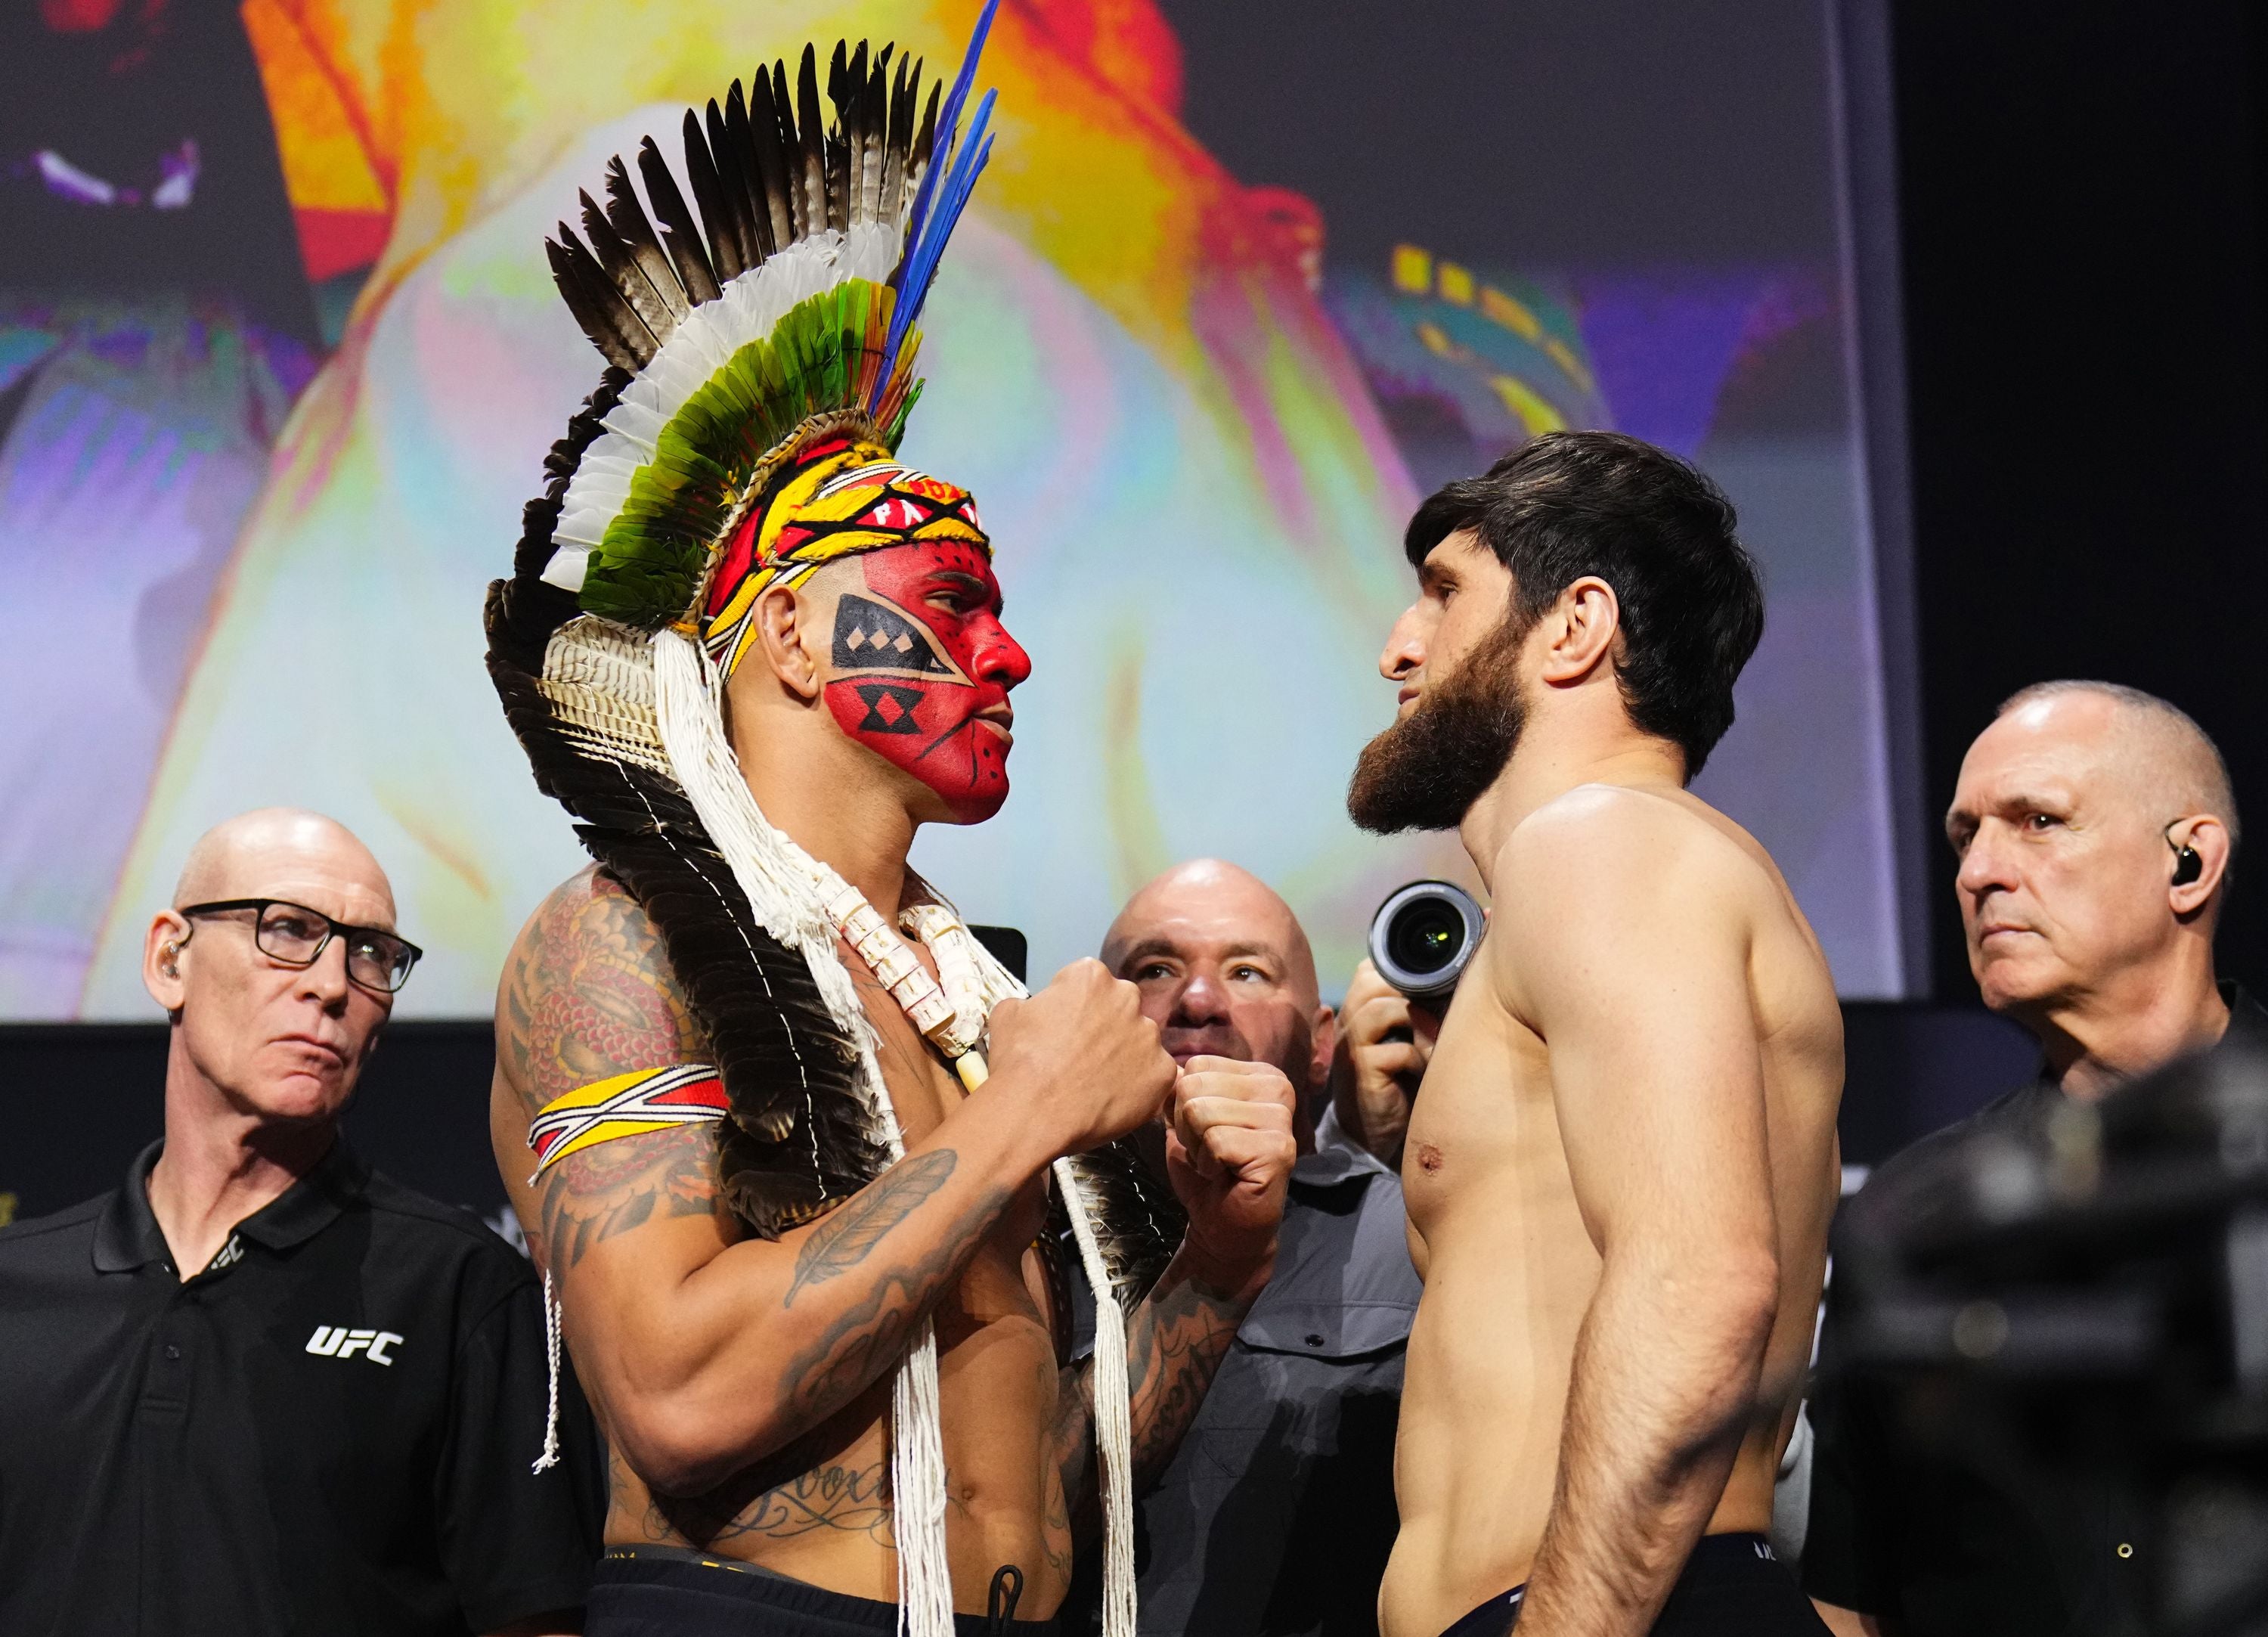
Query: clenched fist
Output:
[[985, 958, 1176, 1158], [1166, 1055, 1298, 1297]]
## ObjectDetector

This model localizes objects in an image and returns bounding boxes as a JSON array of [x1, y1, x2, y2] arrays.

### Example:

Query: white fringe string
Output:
[[888, 1325, 956, 1635], [649, 631, 846, 959], [1055, 1158, 1138, 1637], [862, 1006, 953, 1637], [532, 1268, 563, 1475]]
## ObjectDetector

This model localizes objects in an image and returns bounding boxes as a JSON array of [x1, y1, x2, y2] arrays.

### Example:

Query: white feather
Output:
[[539, 547, 590, 594], [542, 222, 916, 600]]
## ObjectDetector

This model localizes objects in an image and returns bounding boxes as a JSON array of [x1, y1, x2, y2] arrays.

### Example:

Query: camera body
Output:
[[1367, 881, 1485, 1003], [1831, 1042, 2268, 1634]]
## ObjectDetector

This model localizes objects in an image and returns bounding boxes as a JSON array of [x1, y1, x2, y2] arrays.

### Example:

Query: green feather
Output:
[[578, 278, 925, 629]]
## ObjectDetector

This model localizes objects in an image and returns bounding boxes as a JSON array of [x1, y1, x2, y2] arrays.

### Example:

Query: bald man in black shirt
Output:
[[0, 809, 597, 1637]]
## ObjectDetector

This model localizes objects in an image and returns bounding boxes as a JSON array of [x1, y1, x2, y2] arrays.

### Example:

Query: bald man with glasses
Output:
[[1805, 683, 2260, 1637], [0, 808, 599, 1637]]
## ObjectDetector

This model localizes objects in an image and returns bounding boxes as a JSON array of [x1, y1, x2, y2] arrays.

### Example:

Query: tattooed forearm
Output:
[[1126, 1274, 1244, 1480], [777, 1184, 1014, 1435], [1040, 1459, 1075, 1577], [785, 1150, 957, 1307], [1056, 1264, 1247, 1520], [1052, 1362, 1099, 1522]]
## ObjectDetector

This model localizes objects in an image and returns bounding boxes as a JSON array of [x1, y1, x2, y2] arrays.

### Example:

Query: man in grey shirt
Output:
[[1066, 859, 1422, 1637]]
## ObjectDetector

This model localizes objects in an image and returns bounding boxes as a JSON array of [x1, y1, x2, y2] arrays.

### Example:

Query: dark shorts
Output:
[[586, 1546, 1060, 1637], [1437, 1534, 1831, 1637]]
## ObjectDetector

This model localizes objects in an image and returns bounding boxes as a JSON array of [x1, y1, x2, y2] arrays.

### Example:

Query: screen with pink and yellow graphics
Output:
[[0, 0, 1912, 1016]]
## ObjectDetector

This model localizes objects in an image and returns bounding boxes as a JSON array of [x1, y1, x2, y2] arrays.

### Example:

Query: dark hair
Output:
[[1405, 430, 1764, 780]]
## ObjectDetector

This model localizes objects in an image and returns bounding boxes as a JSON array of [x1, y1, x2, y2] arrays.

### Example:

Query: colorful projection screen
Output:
[[0, 0, 1911, 1016]]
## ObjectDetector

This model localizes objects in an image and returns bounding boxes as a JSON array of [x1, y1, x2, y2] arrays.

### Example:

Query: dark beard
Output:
[[1346, 615, 1529, 833]]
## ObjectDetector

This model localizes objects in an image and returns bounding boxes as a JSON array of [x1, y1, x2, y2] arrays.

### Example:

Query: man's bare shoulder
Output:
[[1492, 783, 1779, 911], [494, 863, 706, 1118], [1489, 783, 1837, 1043], [512, 862, 649, 953]]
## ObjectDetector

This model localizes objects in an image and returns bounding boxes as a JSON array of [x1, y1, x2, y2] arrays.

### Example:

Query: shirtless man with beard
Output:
[[1350, 433, 1844, 1637]]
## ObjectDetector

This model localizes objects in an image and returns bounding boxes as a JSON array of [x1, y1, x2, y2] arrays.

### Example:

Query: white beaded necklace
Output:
[[816, 875, 999, 1087]]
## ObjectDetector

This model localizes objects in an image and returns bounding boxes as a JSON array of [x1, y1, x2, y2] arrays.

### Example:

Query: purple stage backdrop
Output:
[[0, 0, 1916, 1016]]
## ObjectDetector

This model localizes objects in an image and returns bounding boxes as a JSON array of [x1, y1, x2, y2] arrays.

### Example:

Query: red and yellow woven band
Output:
[[525, 1063, 727, 1182]]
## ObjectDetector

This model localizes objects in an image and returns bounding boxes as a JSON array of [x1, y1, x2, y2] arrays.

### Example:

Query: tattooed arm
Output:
[[1053, 1055, 1298, 1521], [488, 869, 1173, 1496], [1052, 1251, 1253, 1529]]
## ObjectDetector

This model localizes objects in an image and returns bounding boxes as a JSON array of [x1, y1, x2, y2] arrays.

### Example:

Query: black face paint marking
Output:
[[833, 593, 952, 675], [854, 683, 926, 734]]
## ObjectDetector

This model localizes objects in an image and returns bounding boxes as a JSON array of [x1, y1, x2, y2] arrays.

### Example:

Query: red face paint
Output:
[[822, 541, 1032, 821]]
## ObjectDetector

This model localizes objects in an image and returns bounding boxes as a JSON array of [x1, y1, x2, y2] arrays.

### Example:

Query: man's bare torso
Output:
[[489, 868, 1077, 1611], [1379, 787, 1843, 1637]]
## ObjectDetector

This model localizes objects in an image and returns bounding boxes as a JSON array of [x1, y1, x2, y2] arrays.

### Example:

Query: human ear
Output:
[[752, 581, 823, 702], [1538, 575, 1620, 684], [2170, 816, 2232, 918], [142, 910, 190, 1014], [1309, 1003, 1339, 1093]]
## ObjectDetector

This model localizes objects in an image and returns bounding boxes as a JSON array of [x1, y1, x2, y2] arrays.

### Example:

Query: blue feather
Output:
[[872, 0, 1002, 411], [914, 110, 994, 301], [875, 94, 993, 409], [900, 91, 993, 310], [901, 0, 1001, 269]]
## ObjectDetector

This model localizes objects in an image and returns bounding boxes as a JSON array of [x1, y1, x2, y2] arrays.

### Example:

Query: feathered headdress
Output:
[[483, 5, 1176, 1632], [527, 17, 998, 670]]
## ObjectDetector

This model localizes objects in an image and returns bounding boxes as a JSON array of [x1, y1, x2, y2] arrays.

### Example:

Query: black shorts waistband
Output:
[[1436, 1583, 1523, 1637], [588, 1545, 1060, 1637]]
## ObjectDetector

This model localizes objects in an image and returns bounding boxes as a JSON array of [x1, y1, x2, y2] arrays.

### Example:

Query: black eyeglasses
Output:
[[178, 899, 423, 994]]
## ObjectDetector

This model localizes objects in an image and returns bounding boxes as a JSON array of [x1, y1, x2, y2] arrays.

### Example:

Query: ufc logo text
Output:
[[305, 1325, 403, 1365]]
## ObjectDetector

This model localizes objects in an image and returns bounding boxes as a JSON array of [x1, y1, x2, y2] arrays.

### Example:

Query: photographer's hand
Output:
[[1326, 958, 1436, 1167]]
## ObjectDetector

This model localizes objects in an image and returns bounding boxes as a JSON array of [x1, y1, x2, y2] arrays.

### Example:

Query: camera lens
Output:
[[1387, 902, 1464, 976], [1367, 881, 1485, 1001]]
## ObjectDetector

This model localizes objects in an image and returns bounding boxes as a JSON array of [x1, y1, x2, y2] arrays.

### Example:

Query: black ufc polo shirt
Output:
[[0, 1139, 599, 1637]]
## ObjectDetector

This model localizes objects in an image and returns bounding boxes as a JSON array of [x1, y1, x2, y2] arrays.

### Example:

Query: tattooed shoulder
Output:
[[498, 867, 721, 1270], [498, 867, 706, 1113]]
